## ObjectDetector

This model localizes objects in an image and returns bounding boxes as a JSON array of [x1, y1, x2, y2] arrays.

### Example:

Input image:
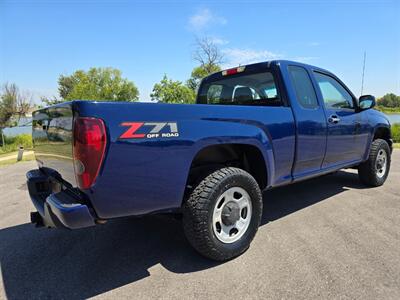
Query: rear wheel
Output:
[[182, 167, 263, 261], [358, 139, 391, 187]]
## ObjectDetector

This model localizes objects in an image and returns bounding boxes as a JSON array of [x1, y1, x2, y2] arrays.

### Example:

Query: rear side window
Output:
[[288, 66, 318, 109], [198, 71, 281, 106]]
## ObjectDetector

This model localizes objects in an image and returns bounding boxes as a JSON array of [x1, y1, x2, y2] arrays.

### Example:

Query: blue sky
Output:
[[1, 0, 399, 102]]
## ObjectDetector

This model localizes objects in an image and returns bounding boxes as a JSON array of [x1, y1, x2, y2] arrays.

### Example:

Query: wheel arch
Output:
[[373, 125, 393, 151], [185, 143, 270, 198]]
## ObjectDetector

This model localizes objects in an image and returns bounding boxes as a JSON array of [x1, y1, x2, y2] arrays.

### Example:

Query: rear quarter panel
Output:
[[74, 101, 295, 219]]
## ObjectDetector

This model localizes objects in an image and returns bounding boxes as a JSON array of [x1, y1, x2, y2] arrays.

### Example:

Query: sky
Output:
[[1, 0, 399, 103]]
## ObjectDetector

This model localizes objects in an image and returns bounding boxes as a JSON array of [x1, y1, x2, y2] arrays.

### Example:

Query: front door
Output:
[[313, 72, 360, 167]]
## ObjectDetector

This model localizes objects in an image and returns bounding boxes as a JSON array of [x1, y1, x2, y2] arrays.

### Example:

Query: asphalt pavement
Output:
[[0, 151, 399, 300]]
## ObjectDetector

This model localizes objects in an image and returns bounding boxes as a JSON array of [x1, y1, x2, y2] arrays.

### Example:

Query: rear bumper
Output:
[[26, 169, 96, 229]]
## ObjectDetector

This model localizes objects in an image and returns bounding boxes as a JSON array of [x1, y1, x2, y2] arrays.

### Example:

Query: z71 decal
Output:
[[119, 122, 179, 139]]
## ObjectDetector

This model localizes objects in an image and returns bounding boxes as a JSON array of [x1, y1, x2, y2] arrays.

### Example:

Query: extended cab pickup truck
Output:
[[27, 60, 392, 261]]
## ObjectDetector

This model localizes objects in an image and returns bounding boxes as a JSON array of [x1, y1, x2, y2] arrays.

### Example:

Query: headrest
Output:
[[234, 87, 253, 102]]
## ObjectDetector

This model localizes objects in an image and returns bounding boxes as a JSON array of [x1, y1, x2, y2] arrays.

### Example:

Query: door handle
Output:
[[328, 115, 340, 124]]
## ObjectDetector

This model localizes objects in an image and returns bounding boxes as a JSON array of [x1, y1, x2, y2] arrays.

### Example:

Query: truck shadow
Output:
[[0, 171, 367, 299]]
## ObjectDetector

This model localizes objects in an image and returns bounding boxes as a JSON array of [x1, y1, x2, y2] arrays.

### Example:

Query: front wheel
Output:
[[182, 167, 263, 261], [358, 138, 391, 187]]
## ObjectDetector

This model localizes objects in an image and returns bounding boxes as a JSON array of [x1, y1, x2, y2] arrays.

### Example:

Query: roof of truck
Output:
[[203, 59, 334, 83]]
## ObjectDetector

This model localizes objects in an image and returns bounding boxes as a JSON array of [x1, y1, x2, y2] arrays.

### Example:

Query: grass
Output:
[[393, 143, 400, 149], [0, 152, 35, 168], [392, 124, 400, 143], [375, 106, 400, 114], [0, 134, 33, 155]]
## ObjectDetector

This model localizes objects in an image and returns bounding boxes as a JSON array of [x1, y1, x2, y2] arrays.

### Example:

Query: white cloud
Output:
[[222, 48, 282, 68], [188, 9, 227, 31], [307, 42, 320, 47], [209, 37, 229, 45]]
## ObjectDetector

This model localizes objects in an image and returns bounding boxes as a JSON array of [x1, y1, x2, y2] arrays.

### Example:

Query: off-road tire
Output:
[[358, 138, 391, 187], [182, 167, 263, 261]]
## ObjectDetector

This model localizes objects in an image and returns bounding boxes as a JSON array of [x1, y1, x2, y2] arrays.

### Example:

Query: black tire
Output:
[[182, 167, 263, 261], [358, 138, 391, 187]]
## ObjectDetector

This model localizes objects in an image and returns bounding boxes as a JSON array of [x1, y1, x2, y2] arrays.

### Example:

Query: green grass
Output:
[[0, 134, 33, 154], [393, 143, 400, 149], [375, 106, 400, 114], [392, 124, 400, 143], [0, 153, 35, 168]]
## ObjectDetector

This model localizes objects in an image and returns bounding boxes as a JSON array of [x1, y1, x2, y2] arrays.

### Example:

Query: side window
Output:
[[288, 66, 319, 109], [314, 72, 354, 109]]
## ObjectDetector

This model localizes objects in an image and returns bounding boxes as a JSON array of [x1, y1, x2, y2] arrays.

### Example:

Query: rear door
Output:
[[286, 65, 327, 179], [312, 71, 361, 167]]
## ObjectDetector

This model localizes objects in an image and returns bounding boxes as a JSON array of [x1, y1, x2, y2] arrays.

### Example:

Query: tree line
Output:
[[2, 37, 400, 133], [40, 37, 222, 106], [377, 93, 400, 108], [0, 37, 223, 134]]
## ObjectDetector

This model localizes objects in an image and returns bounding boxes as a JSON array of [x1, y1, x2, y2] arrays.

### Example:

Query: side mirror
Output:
[[359, 95, 376, 110]]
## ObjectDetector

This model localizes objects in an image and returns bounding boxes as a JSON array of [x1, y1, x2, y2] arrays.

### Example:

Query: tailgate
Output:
[[32, 103, 76, 186]]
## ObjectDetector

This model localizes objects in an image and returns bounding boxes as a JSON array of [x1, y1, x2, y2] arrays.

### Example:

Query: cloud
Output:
[[222, 48, 282, 68], [188, 9, 227, 31], [209, 37, 229, 45], [307, 42, 320, 47]]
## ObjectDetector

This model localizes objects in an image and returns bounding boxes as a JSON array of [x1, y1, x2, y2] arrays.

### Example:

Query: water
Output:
[[386, 114, 400, 124], [2, 117, 32, 137]]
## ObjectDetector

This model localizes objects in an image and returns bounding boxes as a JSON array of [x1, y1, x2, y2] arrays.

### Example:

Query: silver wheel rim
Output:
[[212, 187, 252, 244], [375, 149, 387, 178]]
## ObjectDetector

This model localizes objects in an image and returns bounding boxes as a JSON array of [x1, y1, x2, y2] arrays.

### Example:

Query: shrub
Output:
[[0, 133, 33, 154], [392, 124, 400, 143]]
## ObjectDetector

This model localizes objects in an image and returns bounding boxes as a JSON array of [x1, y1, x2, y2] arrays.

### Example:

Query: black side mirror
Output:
[[359, 95, 376, 110]]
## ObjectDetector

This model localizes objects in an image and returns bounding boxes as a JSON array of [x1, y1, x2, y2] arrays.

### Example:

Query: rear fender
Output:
[[186, 119, 274, 189]]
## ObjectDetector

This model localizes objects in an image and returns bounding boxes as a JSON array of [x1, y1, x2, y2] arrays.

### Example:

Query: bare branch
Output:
[[193, 37, 224, 72]]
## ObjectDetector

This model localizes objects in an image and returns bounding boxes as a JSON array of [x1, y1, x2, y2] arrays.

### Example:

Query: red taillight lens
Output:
[[73, 117, 107, 189]]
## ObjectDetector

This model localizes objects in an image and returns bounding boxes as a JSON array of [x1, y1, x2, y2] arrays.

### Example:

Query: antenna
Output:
[[361, 51, 366, 95]]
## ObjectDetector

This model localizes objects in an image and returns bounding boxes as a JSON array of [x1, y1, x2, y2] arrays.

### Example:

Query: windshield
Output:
[[197, 71, 281, 106]]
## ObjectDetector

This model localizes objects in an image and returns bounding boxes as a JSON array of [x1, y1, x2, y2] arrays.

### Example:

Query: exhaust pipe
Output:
[[30, 211, 44, 227]]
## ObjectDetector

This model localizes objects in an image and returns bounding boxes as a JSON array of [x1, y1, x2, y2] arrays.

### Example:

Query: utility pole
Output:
[[361, 51, 366, 95]]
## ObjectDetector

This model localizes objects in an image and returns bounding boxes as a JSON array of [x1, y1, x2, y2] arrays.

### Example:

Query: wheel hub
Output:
[[375, 149, 387, 178], [221, 202, 240, 226], [212, 187, 253, 244]]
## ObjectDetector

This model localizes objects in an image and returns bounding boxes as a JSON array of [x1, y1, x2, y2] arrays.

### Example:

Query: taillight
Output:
[[73, 117, 107, 189]]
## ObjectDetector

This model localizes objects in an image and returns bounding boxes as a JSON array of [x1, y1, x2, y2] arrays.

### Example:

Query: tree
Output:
[[0, 83, 33, 146], [151, 75, 195, 104], [377, 93, 400, 108], [187, 64, 221, 91], [42, 67, 139, 105], [0, 83, 32, 128], [188, 37, 224, 91], [193, 37, 224, 73]]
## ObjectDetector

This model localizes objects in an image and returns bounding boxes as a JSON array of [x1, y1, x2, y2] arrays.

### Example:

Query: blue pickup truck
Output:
[[27, 60, 392, 261]]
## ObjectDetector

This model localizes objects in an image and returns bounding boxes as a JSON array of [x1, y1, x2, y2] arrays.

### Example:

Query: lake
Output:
[[2, 117, 32, 137], [387, 114, 400, 124]]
